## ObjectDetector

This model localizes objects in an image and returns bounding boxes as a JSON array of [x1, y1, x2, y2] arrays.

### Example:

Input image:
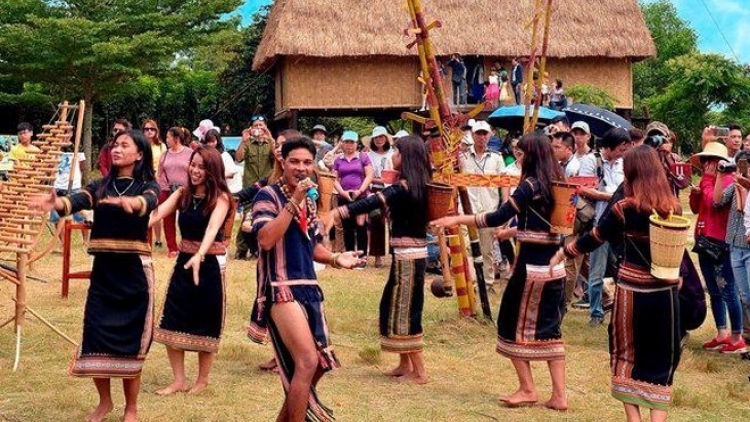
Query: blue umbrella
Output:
[[487, 105, 565, 131], [563, 104, 633, 137]]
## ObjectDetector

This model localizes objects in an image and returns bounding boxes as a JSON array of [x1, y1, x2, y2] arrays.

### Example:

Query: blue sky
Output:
[[238, 0, 748, 64]]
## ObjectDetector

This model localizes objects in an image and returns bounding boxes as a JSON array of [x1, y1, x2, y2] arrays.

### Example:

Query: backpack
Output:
[[574, 152, 603, 233]]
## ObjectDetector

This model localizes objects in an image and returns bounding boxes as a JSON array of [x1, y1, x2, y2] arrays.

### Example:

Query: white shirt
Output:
[[367, 150, 394, 178], [562, 155, 581, 178], [459, 146, 505, 213], [228, 162, 244, 194], [54, 152, 86, 191], [579, 154, 624, 221]]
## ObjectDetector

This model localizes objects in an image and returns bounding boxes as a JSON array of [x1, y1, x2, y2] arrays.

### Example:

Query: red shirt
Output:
[[690, 173, 733, 241], [98, 142, 112, 177]]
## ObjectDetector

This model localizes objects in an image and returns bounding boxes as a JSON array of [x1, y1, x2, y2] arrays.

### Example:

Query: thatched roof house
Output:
[[254, 0, 655, 119]]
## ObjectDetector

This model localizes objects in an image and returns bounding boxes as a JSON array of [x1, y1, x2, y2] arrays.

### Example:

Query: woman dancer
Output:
[[32, 130, 158, 422], [323, 135, 431, 383], [431, 134, 567, 410], [551, 145, 682, 422], [150, 147, 234, 395]]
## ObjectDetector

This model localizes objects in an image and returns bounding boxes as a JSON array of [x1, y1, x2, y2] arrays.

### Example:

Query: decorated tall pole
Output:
[[404, 0, 495, 319]]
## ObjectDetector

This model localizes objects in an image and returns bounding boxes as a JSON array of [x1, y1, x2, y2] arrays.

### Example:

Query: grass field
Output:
[[1, 224, 749, 422]]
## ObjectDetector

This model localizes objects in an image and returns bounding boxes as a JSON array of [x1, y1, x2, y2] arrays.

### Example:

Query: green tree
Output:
[[217, 5, 275, 133], [634, 0, 698, 112], [649, 53, 750, 152], [0, 0, 242, 181]]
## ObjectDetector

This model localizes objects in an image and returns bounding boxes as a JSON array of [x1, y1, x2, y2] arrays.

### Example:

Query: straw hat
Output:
[[689, 141, 729, 168]]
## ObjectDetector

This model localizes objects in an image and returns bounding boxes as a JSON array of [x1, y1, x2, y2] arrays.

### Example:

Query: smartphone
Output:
[[739, 158, 748, 177], [714, 127, 730, 138]]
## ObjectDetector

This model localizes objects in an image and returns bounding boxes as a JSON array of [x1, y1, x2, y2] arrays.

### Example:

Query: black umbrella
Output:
[[563, 104, 633, 137]]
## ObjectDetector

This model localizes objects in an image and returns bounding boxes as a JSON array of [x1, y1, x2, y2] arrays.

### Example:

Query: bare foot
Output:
[[395, 372, 428, 385], [85, 402, 113, 422], [258, 358, 277, 371], [543, 398, 568, 412], [383, 365, 412, 377], [188, 381, 208, 394], [154, 381, 190, 396], [122, 408, 138, 422], [498, 389, 538, 407]]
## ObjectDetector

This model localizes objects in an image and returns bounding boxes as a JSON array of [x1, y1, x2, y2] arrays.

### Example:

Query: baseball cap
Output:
[[571, 121, 590, 134], [371, 126, 390, 139], [312, 124, 328, 134], [341, 130, 359, 142], [472, 120, 492, 134], [645, 121, 670, 137]]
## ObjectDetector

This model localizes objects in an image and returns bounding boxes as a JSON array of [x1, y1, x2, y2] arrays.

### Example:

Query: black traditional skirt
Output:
[[268, 284, 339, 422], [69, 253, 154, 378], [379, 258, 426, 353], [154, 252, 225, 353], [496, 243, 566, 361], [610, 264, 681, 410]]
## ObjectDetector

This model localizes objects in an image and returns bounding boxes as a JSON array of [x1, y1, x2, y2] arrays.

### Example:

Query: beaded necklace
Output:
[[278, 179, 316, 237]]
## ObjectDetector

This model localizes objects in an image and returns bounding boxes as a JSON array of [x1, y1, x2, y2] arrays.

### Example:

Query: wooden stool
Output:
[[62, 219, 91, 299]]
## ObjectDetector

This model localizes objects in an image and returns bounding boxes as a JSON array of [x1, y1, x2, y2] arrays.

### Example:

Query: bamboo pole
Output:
[[529, 0, 554, 131]]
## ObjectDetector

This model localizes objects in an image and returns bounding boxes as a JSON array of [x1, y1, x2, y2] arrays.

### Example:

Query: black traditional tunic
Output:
[[252, 183, 338, 422], [154, 197, 230, 353], [63, 177, 159, 378], [565, 199, 681, 410], [475, 178, 566, 361], [340, 182, 428, 353]]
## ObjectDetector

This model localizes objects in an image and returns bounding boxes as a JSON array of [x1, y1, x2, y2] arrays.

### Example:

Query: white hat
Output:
[[472, 120, 492, 133], [394, 130, 410, 139], [571, 121, 591, 135], [193, 119, 220, 140], [371, 126, 391, 139]]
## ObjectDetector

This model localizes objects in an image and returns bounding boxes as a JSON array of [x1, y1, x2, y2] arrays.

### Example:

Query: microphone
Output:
[[298, 176, 319, 201]]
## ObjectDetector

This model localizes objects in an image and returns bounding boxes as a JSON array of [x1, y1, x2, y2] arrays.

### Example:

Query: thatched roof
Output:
[[253, 0, 656, 71]]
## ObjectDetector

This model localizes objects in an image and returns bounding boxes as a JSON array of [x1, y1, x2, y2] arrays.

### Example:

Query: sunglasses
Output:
[[143, 127, 157, 132], [251, 115, 266, 123]]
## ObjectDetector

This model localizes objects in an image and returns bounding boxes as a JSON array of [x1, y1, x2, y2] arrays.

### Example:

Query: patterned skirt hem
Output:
[[496, 336, 565, 361], [380, 334, 424, 353], [611, 376, 671, 410], [246, 322, 269, 345], [153, 328, 220, 353], [68, 354, 145, 378]]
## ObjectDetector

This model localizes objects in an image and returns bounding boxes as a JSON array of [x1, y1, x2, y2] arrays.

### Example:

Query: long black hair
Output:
[[394, 135, 431, 213], [203, 129, 225, 153], [518, 133, 564, 212], [97, 129, 155, 198]]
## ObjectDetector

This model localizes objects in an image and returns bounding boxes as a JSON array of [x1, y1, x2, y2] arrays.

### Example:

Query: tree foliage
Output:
[[649, 53, 750, 152], [565, 84, 617, 110], [0, 0, 242, 181], [634, 0, 698, 106]]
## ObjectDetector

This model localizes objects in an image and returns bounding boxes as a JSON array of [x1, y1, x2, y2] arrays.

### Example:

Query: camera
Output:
[[717, 160, 736, 173], [169, 183, 182, 194]]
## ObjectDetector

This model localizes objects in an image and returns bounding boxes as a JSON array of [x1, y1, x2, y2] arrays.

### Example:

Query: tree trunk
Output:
[[82, 96, 94, 184]]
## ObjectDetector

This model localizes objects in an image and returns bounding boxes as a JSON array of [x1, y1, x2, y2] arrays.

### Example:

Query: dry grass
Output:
[[1, 224, 749, 422]]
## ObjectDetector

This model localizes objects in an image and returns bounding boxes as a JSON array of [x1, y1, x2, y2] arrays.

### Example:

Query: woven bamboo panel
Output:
[[280, 57, 422, 110]]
